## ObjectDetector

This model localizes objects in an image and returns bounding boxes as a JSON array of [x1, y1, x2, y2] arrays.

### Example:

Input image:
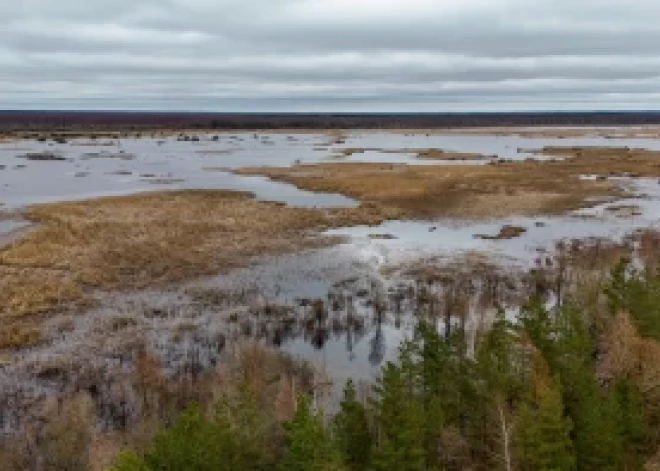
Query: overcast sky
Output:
[[2, 0, 660, 111]]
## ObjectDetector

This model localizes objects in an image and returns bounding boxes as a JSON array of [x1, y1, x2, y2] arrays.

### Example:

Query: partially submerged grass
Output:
[[412, 148, 492, 160], [236, 146, 660, 219], [0, 190, 390, 340], [474, 224, 527, 240], [335, 147, 489, 160]]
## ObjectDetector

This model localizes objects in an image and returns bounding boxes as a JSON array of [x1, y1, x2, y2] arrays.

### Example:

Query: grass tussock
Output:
[[0, 323, 43, 350], [237, 146, 660, 219]]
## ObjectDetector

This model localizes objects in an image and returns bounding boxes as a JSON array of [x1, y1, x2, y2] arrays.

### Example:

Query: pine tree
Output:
[[516, 376, 576, 471], [476, 310, 527, 471], [605, 258, 660, 341], [333, 380, 372, 471], [212, 388, 278, 470], [415, 321, 449, 467], [144, 403, 226, 470], [614, 379, 649, 471], [519, 296, 558, 366], [279, 395, 345, 471], [520, 299, 626, 471], [370, 362, 425, 471], [570, 380, 623, 471]]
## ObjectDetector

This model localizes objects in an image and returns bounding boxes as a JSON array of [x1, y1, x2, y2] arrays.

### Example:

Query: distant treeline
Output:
[[3, 111, 660, 131]]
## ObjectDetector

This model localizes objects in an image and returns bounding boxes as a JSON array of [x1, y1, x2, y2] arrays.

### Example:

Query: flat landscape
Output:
[[2, 125, 660, 469]]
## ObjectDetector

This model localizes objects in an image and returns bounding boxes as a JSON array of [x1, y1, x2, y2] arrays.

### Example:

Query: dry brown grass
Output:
[[0, 190, 390, 344], [238, 146, 660, 218], [0, 323, 43, 350]]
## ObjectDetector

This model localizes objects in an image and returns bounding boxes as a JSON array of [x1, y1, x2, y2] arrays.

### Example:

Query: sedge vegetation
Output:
[[0, 190, 391, 349], [236, 146, 660, 219]]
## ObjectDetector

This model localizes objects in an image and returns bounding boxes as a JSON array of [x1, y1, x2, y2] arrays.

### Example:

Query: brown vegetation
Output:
[[0, 190, 393, 346], [236, 146, 660, 219], [474, 224, 527, 240], [234, 149, 635, 219], [0, 343, 317, 471]]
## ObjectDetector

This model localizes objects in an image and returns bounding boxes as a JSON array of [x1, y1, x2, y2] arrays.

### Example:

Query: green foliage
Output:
[[370, 362, 425, 471], [614, 379, 649, 471], [477, 309, 528, 398], [212, 390, 278, 469], [571, 381, 623, 471], [108, 389, 277, 471], [108, 451, 152, 471], [108, 276, 660, 471], [605, 258, 660, 341], [516, 378, 576, 471], [279, 395, 344, 471], [146, 403, 229, 470], [333, 380, 372, 471]]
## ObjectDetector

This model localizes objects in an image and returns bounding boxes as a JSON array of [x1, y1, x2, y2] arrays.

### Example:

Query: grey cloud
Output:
[[1, 0, 660, 110]]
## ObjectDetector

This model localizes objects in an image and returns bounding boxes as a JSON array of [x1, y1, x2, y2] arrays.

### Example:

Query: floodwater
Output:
[[2, 131, 660, 208], [2, 129, 660, 397], [340, 132, 660, 161], [0, 219, 31, 247]]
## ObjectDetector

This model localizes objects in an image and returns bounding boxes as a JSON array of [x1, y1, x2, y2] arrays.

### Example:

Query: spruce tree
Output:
[[109, 390, 277, 471], [614, 379, 649, 471], [279, 395, 344, 471], [516, 377, 576, 471], [144, 403, 226, 471], [476, 310, 526, 471], [569, 377, 624, 471], [370, 362, 425, 471], [333, 379, 372, 471]]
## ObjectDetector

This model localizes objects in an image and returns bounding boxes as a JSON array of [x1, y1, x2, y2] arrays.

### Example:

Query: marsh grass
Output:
[[0, 190, 388, 346], [237, 146, 660, 219], [0, 323, 43, 350]]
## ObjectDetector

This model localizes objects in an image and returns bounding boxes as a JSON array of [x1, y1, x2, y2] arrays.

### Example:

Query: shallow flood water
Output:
[[0, 133, 358, 208], [2, 129, 660, 402], [2, 130, 660, 208], [341, 132, 660, 161]]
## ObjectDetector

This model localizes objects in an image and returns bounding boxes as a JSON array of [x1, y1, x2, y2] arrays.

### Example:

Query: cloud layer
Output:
[[2, 0, 660, 111]]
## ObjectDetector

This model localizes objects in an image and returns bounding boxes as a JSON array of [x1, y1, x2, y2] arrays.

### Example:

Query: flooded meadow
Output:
[[2, 127, 660, 429]]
